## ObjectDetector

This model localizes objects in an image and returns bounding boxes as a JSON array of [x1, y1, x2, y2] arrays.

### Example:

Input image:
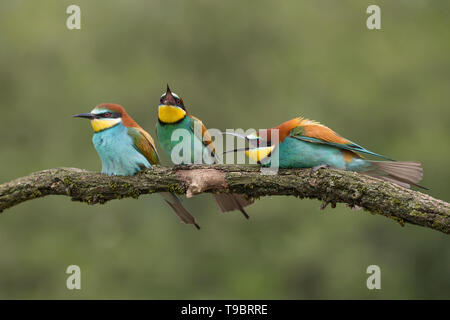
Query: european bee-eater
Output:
[[228, 117, 424, 189], [73, 103, 200, 229], [156, 85, 253, 218]]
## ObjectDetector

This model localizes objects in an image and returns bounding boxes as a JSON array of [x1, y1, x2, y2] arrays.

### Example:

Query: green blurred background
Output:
[[0, 0, 448, 299]]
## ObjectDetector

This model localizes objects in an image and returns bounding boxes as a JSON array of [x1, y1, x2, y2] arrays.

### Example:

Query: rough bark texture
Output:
[[0, 165, 448, 234]]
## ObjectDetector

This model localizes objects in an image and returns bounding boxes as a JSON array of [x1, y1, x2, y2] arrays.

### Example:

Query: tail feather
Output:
[[160, 192, 200, 230], [376, 175, 411, 189], [213, 194, 253, 219], [364, 161, 427, 189], [212, 154, 254, 218]]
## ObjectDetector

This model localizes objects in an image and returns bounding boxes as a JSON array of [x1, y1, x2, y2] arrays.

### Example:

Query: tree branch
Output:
[[0, 165, 448, 234]]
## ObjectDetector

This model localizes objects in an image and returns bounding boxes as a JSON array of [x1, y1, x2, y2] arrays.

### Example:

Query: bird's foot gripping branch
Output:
[[0, 165, 448, 234]]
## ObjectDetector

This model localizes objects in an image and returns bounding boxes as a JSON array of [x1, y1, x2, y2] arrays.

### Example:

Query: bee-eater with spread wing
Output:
[[156, 85, 253, 218], [73, 103, 200, 229], [227, 117, 425, 189]]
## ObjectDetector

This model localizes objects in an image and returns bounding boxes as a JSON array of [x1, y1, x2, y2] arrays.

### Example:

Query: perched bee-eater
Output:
[[228, 117, 424, 189], [73, 103, 200, 229], [156, 85, 253, 218]]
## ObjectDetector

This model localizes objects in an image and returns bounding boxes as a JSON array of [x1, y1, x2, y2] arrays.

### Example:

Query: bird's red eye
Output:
[[104, 112, 111, 118]]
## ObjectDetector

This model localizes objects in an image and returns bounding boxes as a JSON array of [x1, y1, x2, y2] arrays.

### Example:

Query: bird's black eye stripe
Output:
[[94, 112, 121, 119]]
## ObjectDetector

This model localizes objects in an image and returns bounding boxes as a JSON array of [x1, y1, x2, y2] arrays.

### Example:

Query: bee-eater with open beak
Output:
[[73, 103, 200, 229], [227, 117, 424, 189], [156, 85, 253, 218]]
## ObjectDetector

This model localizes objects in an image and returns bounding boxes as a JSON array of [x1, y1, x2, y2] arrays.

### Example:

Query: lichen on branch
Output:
[[0, 165, 448, 234]]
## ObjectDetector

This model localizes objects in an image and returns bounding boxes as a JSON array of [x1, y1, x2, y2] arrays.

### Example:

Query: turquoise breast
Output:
[[92, 123, 151, 176]]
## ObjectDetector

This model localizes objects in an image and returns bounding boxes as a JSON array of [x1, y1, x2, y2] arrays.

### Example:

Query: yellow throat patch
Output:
[[90, 118, 121, 132], [245, 145, 276, 163], [158, 105, 186, 124]]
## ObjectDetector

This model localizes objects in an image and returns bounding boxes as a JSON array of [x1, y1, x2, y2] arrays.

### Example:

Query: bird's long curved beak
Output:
[[221, 132, 249, 140], [222, 132, 263, 155], [161, 84, 177, 106], [222, 147, 250, 155], [73, 113, 95, 119]]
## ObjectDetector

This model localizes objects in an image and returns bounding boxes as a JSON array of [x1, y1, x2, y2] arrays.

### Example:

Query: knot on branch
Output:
[[0, 165, 448, 234], [176, 169, 227, 198]]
